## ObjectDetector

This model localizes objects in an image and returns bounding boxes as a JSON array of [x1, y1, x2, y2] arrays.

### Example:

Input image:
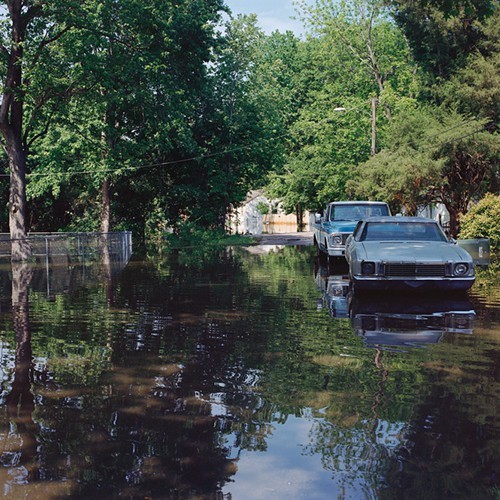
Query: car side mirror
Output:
[[315, 213, 322, 223]]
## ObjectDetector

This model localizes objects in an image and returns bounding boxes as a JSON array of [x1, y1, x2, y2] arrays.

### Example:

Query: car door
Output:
[[345, 221, 363, 264]]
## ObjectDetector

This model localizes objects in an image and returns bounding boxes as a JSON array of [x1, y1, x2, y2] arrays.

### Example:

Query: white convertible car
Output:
[[345, 216, 475, 292]]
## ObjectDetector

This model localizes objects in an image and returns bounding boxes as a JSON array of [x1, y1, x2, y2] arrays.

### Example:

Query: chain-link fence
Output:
[[0, 231, 132, 264], [0, 232, 133, 298], [0, 231, 132, 261]]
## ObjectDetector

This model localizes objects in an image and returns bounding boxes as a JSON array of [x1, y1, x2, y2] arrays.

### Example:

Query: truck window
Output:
[[328, 203, 389, 221]]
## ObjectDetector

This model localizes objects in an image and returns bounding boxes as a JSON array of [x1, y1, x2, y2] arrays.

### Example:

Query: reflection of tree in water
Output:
[[301, 322, 500, 498], [38, 254, 243, 496], [1, 263, 39, 480], [31, 351, 240, 497], [0, 258, 243, 497], [379, 380, 500, 498], [299, 348, 403, 496], [2, 245, 494, 497]]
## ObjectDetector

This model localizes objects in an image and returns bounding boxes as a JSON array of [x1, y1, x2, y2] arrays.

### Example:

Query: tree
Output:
[[24, 0, 225, 237], [389, 0, 497, 79], [269, 0, 418, 213], [192, 16, 296, 229], [0, 1, 102, 259], [349, 108, 499, 236], [437, 5, 500, 125], [0, 1, 50, 260]]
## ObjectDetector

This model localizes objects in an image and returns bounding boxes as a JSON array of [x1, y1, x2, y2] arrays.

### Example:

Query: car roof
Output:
[[327, 201, 388, 206], [361, 216, 438, 223]]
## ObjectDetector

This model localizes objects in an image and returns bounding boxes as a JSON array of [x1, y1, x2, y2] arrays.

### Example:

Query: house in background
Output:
[[228, 190, 310, 234], [228, 191, 452, 236], [417, 204, 451, 233]]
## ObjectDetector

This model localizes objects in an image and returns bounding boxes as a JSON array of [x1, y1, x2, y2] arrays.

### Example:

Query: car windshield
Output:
[[360, 222, 447, 242], [331, 204, 389, 221]]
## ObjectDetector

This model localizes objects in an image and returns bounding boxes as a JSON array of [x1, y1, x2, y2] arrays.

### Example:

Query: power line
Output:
[[0, 117, 492, 180], [0, 128, 295, 179]]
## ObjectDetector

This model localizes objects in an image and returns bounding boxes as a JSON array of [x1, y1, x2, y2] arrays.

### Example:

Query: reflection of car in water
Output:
[[348, 293, 476, 348], [314, 256, 476, 348], [314, 258, 350, 318]]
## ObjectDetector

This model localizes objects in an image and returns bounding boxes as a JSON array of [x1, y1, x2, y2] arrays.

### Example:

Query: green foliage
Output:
[[270, 0, 420, 213], [148, 220, 256, 265], [437, 7, 500, 125], [350, 107, 499, 236], [0, 0, 496, 243], [389, 0, 496, 79], [8, 0, 227, 236], [256, 201, 270, 215], [459, 193, 500, 259], [193, 16, 296, 227]]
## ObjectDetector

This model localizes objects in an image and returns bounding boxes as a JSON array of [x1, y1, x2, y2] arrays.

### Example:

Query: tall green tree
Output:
[[390, 0, 497, 79], [26, 0, 225, 236], [269, 0, 419, 213], [192, 16, 297, 229], [0, 0, 81, 260], [349, 108, 499, 236], [437, 5, 500, 125]]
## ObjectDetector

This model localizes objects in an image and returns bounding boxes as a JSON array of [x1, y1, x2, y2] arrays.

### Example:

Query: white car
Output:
[[345, 217, 475, 292]]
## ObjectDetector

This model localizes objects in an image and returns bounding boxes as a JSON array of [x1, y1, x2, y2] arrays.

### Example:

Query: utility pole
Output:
[[335, 97, 378, 156], [371, 97, 377, 156]]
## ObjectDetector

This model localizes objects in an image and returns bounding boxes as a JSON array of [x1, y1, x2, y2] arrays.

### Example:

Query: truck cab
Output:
[[313, 201, 391, 261]]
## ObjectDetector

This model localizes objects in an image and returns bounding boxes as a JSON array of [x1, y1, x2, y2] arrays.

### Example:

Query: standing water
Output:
[[0, 243, 498, 498]]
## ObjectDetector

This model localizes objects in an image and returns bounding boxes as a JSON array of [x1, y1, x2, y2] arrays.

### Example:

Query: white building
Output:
[[228, 190, 310, 234]]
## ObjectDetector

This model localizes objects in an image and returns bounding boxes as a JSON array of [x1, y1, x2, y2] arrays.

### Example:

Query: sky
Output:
[[223, 0, 308, 35]]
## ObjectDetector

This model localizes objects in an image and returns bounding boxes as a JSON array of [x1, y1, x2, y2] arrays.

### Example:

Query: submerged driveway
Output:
[[252, 231, 314, 246]]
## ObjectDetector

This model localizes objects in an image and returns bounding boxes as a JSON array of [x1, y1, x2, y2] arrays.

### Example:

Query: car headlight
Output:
[[361, 261, 376, 275], [329, 234, 343, 245], [454, 263, 469, 276]]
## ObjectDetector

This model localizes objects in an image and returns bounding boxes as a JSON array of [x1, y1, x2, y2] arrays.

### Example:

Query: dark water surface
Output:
[[0, 245, 498, 499]]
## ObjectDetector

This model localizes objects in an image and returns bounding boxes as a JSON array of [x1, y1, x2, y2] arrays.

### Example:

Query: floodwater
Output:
[[0, 244, 498, 499]]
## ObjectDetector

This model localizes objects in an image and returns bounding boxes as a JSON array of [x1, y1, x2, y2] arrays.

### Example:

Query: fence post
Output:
[[45, 237, 50, 296]]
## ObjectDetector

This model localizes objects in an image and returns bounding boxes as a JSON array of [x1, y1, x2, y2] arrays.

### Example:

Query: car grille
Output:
[[341, 234, 350, 244], [384, 263, 447, 277]]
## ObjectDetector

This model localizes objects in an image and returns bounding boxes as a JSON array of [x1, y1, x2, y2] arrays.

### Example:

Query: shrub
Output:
[[256, 201, 270, 215], [459, 193, 500, 262]]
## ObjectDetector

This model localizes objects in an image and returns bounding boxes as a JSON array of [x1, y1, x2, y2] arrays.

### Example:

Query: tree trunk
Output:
[[8, 141, 32, 260], [0, 2, 33, 261], [100, 177, 111, 234], [445, 204, 459, 239], [296, 204, 304, 229]]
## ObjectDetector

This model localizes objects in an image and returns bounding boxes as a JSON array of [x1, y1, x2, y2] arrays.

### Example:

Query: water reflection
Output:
[[314, 258, 350, 318], [314, 257, 477, 348], [349, 293, 476, 349], [3, 263, 38, 480], [0, 246, 497, 497]]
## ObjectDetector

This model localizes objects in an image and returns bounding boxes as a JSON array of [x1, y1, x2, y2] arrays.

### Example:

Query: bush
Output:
[[459, 193, 500, 262], [256, 201, 270, 215]]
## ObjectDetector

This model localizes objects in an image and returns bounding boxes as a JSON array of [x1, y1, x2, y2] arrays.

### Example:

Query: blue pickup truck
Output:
[[313, 201, 391, 262]]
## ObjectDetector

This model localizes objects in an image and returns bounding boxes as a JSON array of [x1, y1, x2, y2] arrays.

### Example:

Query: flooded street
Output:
[[0, 243, 498, 498]]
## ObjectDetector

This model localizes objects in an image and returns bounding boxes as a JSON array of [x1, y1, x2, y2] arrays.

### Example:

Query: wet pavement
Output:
[[253, 231, 314, 246]]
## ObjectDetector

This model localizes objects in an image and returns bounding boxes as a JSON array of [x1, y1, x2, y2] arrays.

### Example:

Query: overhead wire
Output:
[[0, 115, 492, 180], [0, 127, 297, 179]]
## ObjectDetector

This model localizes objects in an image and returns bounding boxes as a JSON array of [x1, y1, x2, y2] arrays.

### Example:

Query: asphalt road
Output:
[[253, 231, 314, 246]]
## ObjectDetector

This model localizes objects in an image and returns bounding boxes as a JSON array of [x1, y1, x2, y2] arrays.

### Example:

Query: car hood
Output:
[[323, 221, 358, 233], [357, 241, 472, 262]]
